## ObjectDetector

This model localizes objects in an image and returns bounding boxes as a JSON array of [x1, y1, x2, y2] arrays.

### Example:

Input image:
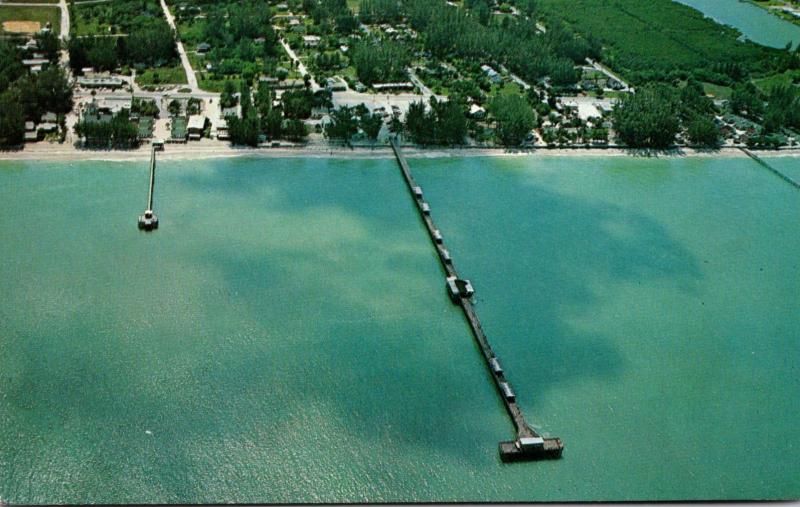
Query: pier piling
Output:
[[740, 148, 800, 190], [390, 138, 563, 461]]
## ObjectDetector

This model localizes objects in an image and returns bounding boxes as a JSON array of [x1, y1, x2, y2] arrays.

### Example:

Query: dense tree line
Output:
[[358, 0, 403, 24], [536, 0, 796, 87], [763, 84, 800, 133], [611, 81, 722, 148], [305, 0, 358, 34], [75, 110, 139, 148], [225, 81, 322, 146], [178, 0, 280, 81], [325, 104, 384, 142], [69, 20, 178, 71], [0, 41, 73, 147], [401, 0, 593, 87], [403, 97, 467, 145], [350, 40, 411, 86], [489, 94, 537, 146], [612, 84, 681, 148]]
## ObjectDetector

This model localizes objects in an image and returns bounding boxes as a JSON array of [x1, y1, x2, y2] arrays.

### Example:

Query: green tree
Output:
[[729, 82, 764, 118], [612, 85, 680, 148], [263, 108, 283, 139], [220, 80, 239, 109], [227, 110, 260, 146], [686, 115, 720, 147], [283, 119, 307, 142], [359, 112, 384, 140], [168, 99, 182, 117], [0, 89, 25, 147], [326, 106, 359, 141], [490, 93, 537, 146]]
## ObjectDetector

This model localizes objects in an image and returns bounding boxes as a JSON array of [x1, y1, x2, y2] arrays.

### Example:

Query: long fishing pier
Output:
[[740, 148, 800, 190], [390, 138, 563, 461], [137, 146, 159, 230]]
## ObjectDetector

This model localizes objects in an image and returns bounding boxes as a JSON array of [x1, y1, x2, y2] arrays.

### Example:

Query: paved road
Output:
[[159, 0, 199, 92], [58, 0, 68, 41], [279, 37, 320, 92], [586, 58, 633, 92], [499, 64, 531, 90], [407, 68, 433, 97]]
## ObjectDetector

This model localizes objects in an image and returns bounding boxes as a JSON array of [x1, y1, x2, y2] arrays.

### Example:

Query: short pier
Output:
[[390, 138, 563, 461], [740, 148, 800, 190], [138, 146, 159, 231]]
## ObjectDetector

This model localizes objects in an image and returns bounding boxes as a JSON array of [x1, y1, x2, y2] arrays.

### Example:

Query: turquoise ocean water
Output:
[[674, 0, 800, 49], [1, 155, 798, 502]]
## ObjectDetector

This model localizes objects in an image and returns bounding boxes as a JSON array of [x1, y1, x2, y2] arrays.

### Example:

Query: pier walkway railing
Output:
[[389, 138, 563, 461]]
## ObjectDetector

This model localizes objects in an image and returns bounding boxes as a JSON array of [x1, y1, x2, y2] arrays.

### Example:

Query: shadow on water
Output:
[[168, 159, 701, 450], [2, 157, 704, 502]]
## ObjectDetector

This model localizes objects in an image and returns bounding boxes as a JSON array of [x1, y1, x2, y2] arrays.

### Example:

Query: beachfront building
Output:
[[77, 76, 125, 90], [187, 115, 207, 141], [373, 82, 414, 92]]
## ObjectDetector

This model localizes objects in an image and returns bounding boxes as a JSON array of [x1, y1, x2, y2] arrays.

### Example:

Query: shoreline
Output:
[[2, 140, 800, 162]]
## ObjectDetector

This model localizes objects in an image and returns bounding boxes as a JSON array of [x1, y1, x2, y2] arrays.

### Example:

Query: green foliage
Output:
[[358, 0, 403, 24], [612, 84, 681, 148], [283, 118, 307, 142], [359, 112, 384, 140], [168, 99, 182, 117], [350, 40, 410, 86], [537, 0, 788, 85], [686, 115, 720, 147], [0, 88, 25, 147], [763, 84, 800, 133], [132, 97, 160, 118], [0, 43, 72, 147], [75, 110, 139, 148], [404, 0, 589, 86], [489, 93, 537, 146], [34, 31, 61, 64], [226, 110, 260, 146], [263, 108, 283, 139], [326, 106, 359, 141], [404, 97, 467, 146], [220, 80, 239, 109], [729, 81, 764, 117]]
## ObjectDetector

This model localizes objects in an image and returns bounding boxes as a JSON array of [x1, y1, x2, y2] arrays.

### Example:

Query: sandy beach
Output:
[[2, 138, 799, 162]]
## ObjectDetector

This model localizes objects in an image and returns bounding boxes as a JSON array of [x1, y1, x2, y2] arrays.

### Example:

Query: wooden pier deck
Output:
[[137, 146, 159, 231], [390, 138, 563, 461]]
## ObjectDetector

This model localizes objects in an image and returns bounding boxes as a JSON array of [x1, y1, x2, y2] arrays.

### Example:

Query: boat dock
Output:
[[138, 146, 159, 231], [389, 138, 563, 461], [740, 148, 800, 190]]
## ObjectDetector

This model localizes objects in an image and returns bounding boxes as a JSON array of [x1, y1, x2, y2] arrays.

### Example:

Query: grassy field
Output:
[[752, 68, 800, 92], [135, 64, 188, 86], [538, 0, 779, 79], [0, 5, 60, 35], [700, 81, 733, 100]]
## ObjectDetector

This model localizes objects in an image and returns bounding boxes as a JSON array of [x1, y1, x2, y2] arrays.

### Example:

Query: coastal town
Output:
[[2, 2, 800, 504], [1, 0, 800, 155]]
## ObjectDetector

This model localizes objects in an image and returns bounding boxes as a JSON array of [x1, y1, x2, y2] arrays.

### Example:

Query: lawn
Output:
[[701, 82, 733, 100], [752, 69, 800, 92], [0, 5, 60, 35], [135, 64, 188, 86]]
